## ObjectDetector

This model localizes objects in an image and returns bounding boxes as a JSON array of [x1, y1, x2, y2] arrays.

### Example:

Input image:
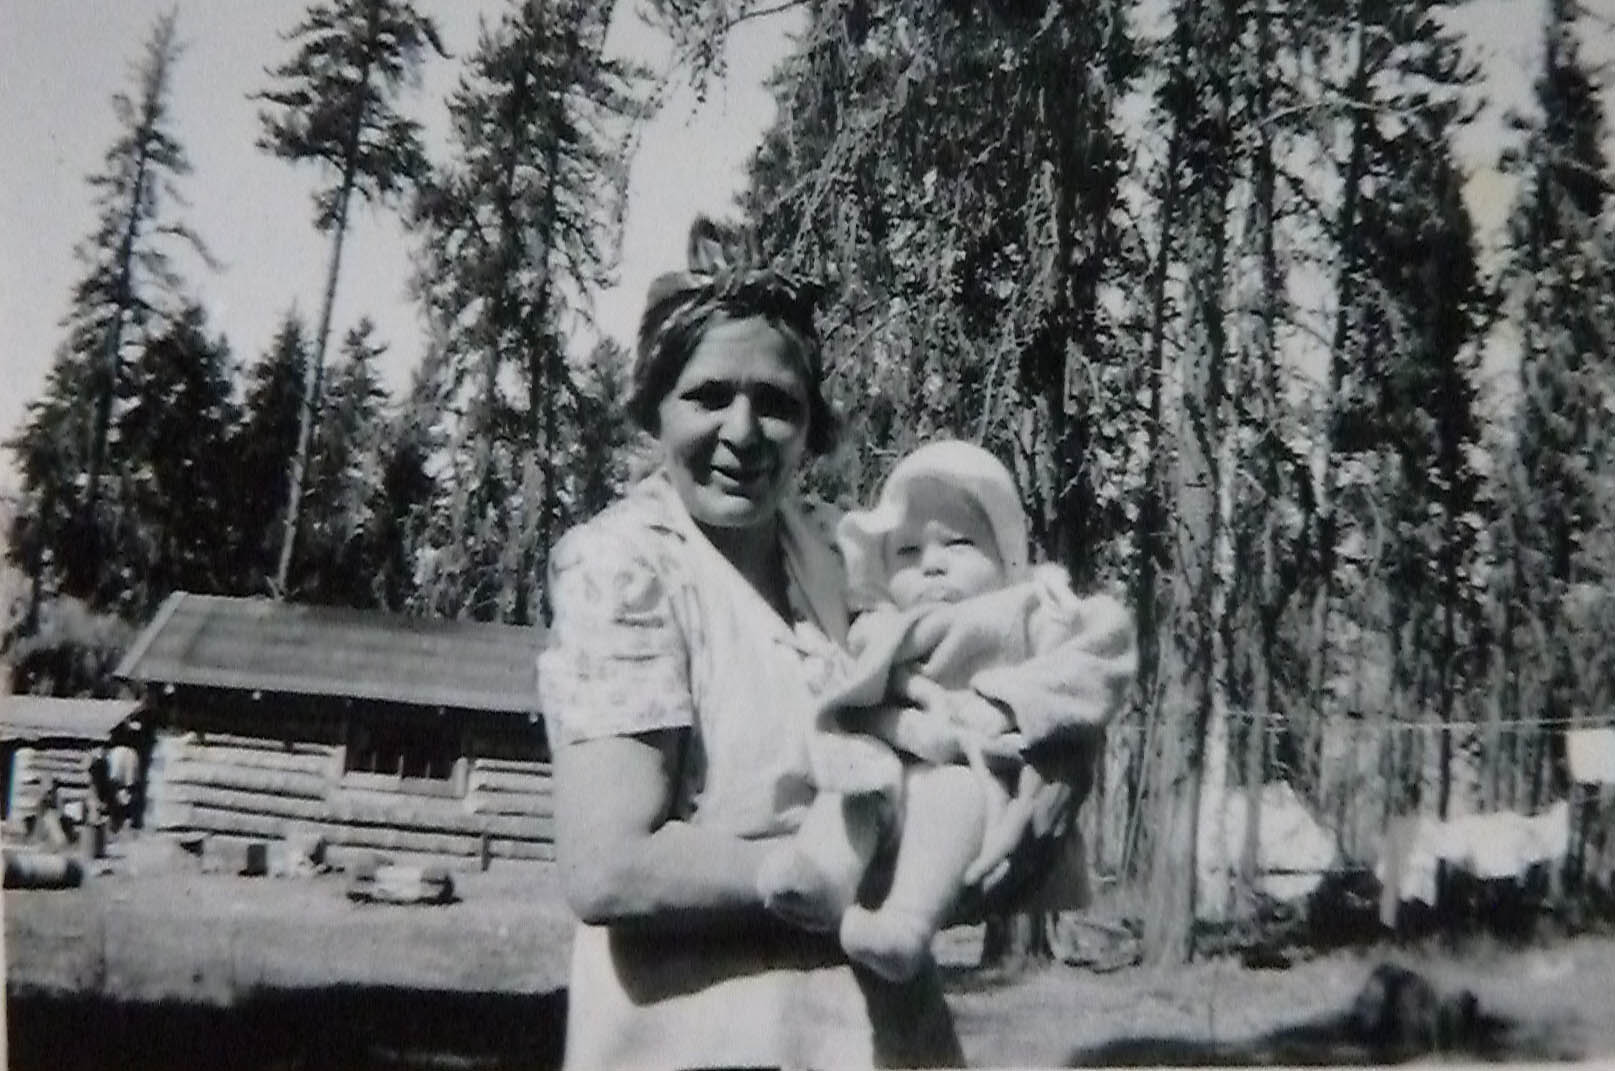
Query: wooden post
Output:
[[1378, 814, 1402, 932]]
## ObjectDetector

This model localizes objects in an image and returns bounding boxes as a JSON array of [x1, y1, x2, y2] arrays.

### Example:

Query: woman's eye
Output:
[[894, 544, 920, 559], [755, 386, 805, 422], [947, 537, 976, 548], [684, 384, 734, 410]]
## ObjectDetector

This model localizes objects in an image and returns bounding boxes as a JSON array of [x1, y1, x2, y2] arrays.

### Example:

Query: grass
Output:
[[7, 833, 1615, 1068], [6, 844, 575, 1002]]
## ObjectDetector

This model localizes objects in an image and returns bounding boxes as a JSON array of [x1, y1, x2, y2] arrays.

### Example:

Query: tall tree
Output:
[[60, 10, 212, 599], [735, 0, 1142, 964], [1142, 0, 1238, 966], [295, 318, 394, 606], [411, 0, 642, 624], [1354, 137, 1486, 816], [1222, 0, 1293, 911], [114, 304, 240, 617], [1496, 0, 1614, 801], [740, 3, 1141, 579], [232, 312, 312, 590], [370, 364, 441, 613], [255, 0, 445, 597], [571, 338, 643, 520], [6, 352, 97, 612]]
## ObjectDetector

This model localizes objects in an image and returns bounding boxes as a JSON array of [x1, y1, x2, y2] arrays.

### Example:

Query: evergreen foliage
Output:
[[255, 0, 446, 595], [409, 0, 643, 623], [1495, 0, 1615, 794], [57, 10, 213, 599]]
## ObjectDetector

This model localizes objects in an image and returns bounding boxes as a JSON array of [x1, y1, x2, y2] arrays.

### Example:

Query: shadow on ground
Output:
[[1066, 963, 1580, 1067], [1065, 1012, 1573, 1066], [7, 985, 569, 1071]]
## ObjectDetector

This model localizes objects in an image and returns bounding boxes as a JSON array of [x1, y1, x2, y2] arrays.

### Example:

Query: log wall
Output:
[[6, 744, 96, 819], [147, 728, 554, 863]]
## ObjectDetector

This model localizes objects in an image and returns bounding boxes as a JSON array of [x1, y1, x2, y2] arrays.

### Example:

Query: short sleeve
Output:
[[537, 528, 694, 747]]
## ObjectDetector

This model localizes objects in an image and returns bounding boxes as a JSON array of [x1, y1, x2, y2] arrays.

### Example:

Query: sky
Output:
[[2, 1, 1613, 498], [0, 0, 803, 494]]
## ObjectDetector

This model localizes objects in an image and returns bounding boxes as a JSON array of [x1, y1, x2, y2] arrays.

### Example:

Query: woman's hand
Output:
[[962, 757, 1076, 894], [894, 670, 1013, 736]]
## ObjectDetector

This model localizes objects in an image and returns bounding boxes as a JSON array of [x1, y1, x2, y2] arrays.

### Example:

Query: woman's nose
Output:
[[920, 544, 947, 574], [717, 394, 759, 444]]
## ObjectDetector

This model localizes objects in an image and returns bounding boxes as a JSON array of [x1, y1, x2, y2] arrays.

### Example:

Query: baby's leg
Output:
[[841, 762, 988, 982], [758, 790, 886, 933]]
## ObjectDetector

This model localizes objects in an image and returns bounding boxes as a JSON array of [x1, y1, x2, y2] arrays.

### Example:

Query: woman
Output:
[[539, 219, 1071, 1069]]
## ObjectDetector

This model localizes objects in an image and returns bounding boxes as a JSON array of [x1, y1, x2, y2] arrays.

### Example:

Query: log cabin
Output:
[[1, 695, 144, 825], [114, 592, 551, 867]]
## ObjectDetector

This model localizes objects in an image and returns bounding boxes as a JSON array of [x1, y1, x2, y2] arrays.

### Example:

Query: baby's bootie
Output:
[[839, 904, 934, 982]]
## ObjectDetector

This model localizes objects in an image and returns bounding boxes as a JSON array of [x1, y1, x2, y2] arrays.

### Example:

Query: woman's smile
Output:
[[709, 458, 774, 491]]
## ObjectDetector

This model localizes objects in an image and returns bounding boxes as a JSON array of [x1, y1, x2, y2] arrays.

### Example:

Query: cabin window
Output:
[[343, 718, 458, 783]]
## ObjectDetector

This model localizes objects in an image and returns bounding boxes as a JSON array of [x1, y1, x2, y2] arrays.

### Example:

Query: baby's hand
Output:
[[943, 692, 1014, 737], [976, 731, 1027, 771], [895, 715, 972, 765], [891, 667, 949, 715], [895, 602, 961, 663]]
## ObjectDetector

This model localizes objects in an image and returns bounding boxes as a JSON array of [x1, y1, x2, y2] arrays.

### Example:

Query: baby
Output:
[[758, 439, 1136, 981]]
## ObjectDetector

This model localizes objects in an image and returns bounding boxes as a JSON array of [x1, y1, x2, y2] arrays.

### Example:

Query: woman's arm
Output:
[[555, 727, 780, 932]]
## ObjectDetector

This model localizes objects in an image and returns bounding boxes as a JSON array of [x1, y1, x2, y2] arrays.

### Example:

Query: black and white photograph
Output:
[[4, 0, 1615, 1067]]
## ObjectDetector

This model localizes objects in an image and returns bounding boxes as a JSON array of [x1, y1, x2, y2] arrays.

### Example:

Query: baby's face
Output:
[[884, 479, 1006, 609]]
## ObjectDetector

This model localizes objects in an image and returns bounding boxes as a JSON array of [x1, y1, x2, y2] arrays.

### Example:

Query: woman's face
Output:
[[656, 316, 811, 530]]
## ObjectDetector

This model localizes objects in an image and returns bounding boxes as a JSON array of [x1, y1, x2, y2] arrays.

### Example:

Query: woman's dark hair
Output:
[[629, 218, 839, 455]]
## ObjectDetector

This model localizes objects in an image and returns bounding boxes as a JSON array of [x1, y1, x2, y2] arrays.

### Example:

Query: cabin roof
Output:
[[115, 593, 543, 714], [0, 696, 143, 744]]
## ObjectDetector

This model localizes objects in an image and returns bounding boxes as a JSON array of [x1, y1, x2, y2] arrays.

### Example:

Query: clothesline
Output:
[[1113, 712, 1615, 736], [1217, 711, 1615, 732]]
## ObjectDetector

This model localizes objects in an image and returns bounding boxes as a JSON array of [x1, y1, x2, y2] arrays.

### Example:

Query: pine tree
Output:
[[734, 0, 1143, 964], [1496, 0, 1614, 800], [740, 4, 1142, 581], [296, 318, 393, 606], [255, 0, 445, 596], [370, 367, 439, 613], [5, 353, 96, 610], [114, 304, 240, 617], [410, 0, 643, 624], [571, 338, 641, 521], [1355, 135, 1486, 815], [59, 10, 212, 599], [233, 312, 312, 590]]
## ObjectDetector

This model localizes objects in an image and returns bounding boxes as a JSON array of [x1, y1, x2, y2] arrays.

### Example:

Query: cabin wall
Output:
[[147, 696, 553, 864], [5, 742, 96, 820]]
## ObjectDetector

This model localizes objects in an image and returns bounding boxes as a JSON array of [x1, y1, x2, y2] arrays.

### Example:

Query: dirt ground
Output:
[[6, 832, 1615, 1068]]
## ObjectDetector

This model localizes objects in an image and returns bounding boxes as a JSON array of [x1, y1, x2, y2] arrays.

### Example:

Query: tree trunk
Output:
[[1238, 0, 1282, 917], [273, 193, 353, 598], [1143, 708, 1207, 964], [1142, 0, 1232, 965], [1125, 14, 1189, 889], [74, 148, 152, 601]]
